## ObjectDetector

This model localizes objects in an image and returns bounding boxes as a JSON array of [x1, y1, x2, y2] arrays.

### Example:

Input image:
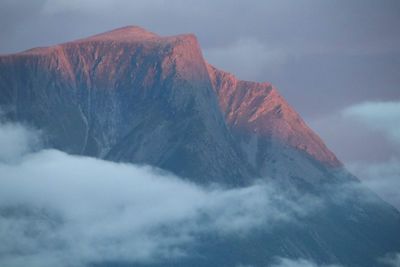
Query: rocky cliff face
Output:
[[207, 64, 340, 166], [0, 26, 340, 185], [0, 26, 254, 185], [207, 64, 342, 185], [0, 26, 399, 266]]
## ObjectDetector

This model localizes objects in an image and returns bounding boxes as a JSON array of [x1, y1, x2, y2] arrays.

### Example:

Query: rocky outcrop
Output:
[[207, 64, 340, 167], [207, 64, 342, 184]]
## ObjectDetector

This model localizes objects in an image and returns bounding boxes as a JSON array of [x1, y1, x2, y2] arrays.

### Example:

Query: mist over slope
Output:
[[0, 121, 329, 267]]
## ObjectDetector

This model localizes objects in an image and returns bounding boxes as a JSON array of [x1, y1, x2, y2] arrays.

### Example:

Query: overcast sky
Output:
[[0, 0, 399, 191]]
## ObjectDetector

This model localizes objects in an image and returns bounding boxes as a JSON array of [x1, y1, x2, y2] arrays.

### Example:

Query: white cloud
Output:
[[0, 121, 40, 162], [0, 122, 321, 267], [379, 252, 400, 267], [341, 101, 400, 210], [342, 101, 400, 146], [309, 101, 400, 211], [347, 158, 400, 210]]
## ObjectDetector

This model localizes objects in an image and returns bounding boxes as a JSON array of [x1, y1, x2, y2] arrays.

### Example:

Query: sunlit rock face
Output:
[[0, 26, 255, 185], [208, 64, 342, 185], [0, 26, 339, 185], [208, 64, 340, 166], [0, 26, 399, 267]]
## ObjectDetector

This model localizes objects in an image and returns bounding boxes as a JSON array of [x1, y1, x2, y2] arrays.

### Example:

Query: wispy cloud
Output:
[[347, 158, 400, 210], [271, 257, 343, 267], [342, 101, 400, 146], [0, 121, 41, 162], [379, 252, 400, 267], [341, 101, 400, 210]]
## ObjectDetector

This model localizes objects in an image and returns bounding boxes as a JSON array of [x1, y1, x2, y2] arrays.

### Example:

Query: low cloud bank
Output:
[[0, 121, 322, 267]]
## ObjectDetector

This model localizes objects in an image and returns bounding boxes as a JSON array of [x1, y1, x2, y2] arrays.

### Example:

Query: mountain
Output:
[[207, 64, 342, 185], [0, 26, 254, 185], [0, 26, 399, 266]]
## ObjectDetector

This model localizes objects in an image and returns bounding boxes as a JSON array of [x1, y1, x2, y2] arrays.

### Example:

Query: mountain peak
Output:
[[1, 26, 340, 170], [76, 25, 159, 42]]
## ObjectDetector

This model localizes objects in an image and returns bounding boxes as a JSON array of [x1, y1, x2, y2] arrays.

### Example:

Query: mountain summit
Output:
[[0, 26, 399, 266], [79, 25, 159, 41], [0, 25, 339, 181]]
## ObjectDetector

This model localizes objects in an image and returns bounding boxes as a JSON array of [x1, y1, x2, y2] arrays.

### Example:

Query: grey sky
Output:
[[0, 0, 399, 184]]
